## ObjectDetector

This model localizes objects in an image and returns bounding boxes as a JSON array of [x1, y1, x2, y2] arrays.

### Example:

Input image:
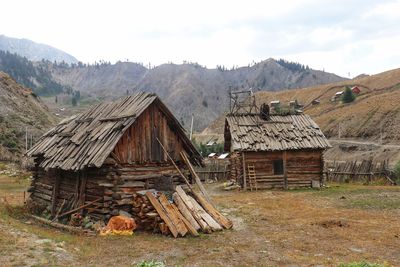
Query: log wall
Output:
[[29, 159, 187, 223], [229, 149, 323, 189]]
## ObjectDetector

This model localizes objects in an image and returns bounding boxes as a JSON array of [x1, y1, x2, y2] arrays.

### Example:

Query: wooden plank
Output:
[[180, 151, 212, 203], [172, 192, 201, 231], [170, 201, 199, 237], [158, 194, 188, 237], [192, 191, 233, 229], [145, 191, 178, 238], [188, 195, 222, 231], [175, 186, 210, 233]]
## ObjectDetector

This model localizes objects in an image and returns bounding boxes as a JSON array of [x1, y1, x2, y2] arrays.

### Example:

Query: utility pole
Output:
[[189, 114, 194, 140]]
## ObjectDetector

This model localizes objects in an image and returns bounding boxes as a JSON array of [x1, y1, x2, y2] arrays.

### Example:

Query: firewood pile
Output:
[[130, 185, 232, 237]]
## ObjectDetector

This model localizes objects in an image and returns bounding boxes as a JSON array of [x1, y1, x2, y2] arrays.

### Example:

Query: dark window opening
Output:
[[273, 160, 284, 175]]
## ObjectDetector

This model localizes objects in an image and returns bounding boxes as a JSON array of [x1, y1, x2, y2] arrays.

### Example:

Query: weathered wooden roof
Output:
[[28, 92, 202, 170], [225, 114, 331, 152]]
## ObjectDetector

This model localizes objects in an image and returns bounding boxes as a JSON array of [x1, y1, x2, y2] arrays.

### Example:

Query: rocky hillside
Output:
[[204, 68, 400, 143], [49, 58, 345, 130], [0, 35, 78, 64], [0, 72, 56, 161]]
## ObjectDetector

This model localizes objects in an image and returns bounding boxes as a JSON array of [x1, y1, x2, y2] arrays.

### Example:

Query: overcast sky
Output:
[[1, 0, 399, 77]]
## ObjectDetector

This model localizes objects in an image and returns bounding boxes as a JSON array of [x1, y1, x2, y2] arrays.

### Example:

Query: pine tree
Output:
[[341, 86, 356, 103]]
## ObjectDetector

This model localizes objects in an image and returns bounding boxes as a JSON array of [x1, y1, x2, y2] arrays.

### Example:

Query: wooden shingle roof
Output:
[[28, 92, 202, 170], [225, 114, 331, 152]]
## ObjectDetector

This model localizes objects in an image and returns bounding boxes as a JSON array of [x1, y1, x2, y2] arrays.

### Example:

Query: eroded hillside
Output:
[[204, 68, 400, 143], [0, 72, 56, 161]]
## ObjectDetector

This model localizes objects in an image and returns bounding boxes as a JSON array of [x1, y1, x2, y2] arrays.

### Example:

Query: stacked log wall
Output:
[[229, 149, 323, 190]]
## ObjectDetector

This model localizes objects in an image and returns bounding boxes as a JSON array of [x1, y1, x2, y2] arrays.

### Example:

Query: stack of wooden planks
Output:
[[144, 186, 233, 238]]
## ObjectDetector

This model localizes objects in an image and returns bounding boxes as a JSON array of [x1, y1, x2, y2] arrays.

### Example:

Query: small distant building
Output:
[[351, 86, 361, 94], [331, 91, 343, 102], [312, 99, 320, 105], [224, 112, 331, 190]]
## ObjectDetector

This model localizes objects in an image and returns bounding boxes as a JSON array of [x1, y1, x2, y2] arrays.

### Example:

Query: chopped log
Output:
[[145, 191, 178, 238], [192, 191, 233, 229]]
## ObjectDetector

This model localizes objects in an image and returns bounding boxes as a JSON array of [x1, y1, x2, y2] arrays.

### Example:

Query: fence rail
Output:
[[325, 159, 396, 185]]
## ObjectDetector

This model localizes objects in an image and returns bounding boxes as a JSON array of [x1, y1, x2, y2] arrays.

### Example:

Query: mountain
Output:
[[48, 58, 346, 130], [0, 35, 78, 64], [0, 72, 56, 161], [203, 67, 400, 143], [0, 50, 72, 95]]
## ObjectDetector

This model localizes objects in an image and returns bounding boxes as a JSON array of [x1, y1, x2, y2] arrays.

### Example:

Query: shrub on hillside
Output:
[[342, 86, 356, 103], [394, 160, 400, 183]]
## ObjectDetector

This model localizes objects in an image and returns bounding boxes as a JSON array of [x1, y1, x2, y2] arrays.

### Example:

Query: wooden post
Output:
[[242, 152, 247, 190], [283, 151, 288, 190]]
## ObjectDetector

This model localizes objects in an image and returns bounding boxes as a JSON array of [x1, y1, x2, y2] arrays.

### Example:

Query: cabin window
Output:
[[273, 160, 284, 175]]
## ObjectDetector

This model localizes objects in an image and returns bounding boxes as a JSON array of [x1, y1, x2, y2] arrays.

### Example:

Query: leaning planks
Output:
[[144, 186, 232, 238]]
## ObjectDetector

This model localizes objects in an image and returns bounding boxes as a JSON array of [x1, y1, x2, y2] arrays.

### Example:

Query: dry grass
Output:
[[0, 172, 399, 266]]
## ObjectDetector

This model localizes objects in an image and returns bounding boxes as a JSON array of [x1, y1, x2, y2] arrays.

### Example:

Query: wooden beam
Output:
[[155, 137, 193, 191], [180, 151, 212, 204], [192, 191, 233, 229]]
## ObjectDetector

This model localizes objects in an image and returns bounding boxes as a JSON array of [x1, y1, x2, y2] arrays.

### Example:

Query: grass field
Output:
[[0, 170, 399, 266]]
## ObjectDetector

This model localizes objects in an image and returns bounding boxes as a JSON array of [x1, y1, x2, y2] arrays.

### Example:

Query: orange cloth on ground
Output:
[[100, 215, 137, 236]]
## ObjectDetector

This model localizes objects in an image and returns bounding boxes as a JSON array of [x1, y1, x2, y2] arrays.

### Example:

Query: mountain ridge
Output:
[[48, 58, 346, 130], [0, 35, 78, 64]]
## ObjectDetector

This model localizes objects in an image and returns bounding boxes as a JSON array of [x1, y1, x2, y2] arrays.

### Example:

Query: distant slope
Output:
[[0, 35, 78, 64], [0, 50, 72, 95], [50, 62, 148, 98], [0, 72, 56, 161], [49, 58, 345, 130], [204, 68, 400, 143]]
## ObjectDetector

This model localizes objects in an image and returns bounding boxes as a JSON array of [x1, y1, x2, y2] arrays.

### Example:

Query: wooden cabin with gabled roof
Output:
[[27, 92, 202, 223], [224, 105, 331, 190]]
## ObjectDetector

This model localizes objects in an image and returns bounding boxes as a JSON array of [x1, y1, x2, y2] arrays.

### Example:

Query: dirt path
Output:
[[0, 217, 75, 266]]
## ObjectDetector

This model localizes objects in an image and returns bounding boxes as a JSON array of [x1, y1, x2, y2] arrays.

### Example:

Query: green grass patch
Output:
[[312, 184, 400, 210]]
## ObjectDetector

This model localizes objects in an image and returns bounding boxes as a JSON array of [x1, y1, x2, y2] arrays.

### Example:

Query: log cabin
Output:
[[224, 112, 331, 190], [27, 92, 202, 223]]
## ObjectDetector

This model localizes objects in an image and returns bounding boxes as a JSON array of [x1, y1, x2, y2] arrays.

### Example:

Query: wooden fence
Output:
[[325, 159, 396, 185], [195, 159, 229, 181]]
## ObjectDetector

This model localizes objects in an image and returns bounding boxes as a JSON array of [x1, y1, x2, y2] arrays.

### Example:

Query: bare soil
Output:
[[1, 172, 399, 266]]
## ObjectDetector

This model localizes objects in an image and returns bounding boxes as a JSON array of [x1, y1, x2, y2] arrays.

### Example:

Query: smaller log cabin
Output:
[[224, 113, 331, 190], [27, 92, 202, 222]]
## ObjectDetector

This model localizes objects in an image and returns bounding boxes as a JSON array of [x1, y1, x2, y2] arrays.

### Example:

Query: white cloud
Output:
[[0, 0, 399, 76]]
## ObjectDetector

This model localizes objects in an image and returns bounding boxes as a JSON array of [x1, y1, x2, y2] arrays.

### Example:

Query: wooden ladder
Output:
[[247, 164, 257, 191]]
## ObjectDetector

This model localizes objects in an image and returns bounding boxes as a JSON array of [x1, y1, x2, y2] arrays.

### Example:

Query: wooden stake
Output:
[[58, 197, 102, 218], [180, 151, 212, 204], [155, 137, 193, 191]]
